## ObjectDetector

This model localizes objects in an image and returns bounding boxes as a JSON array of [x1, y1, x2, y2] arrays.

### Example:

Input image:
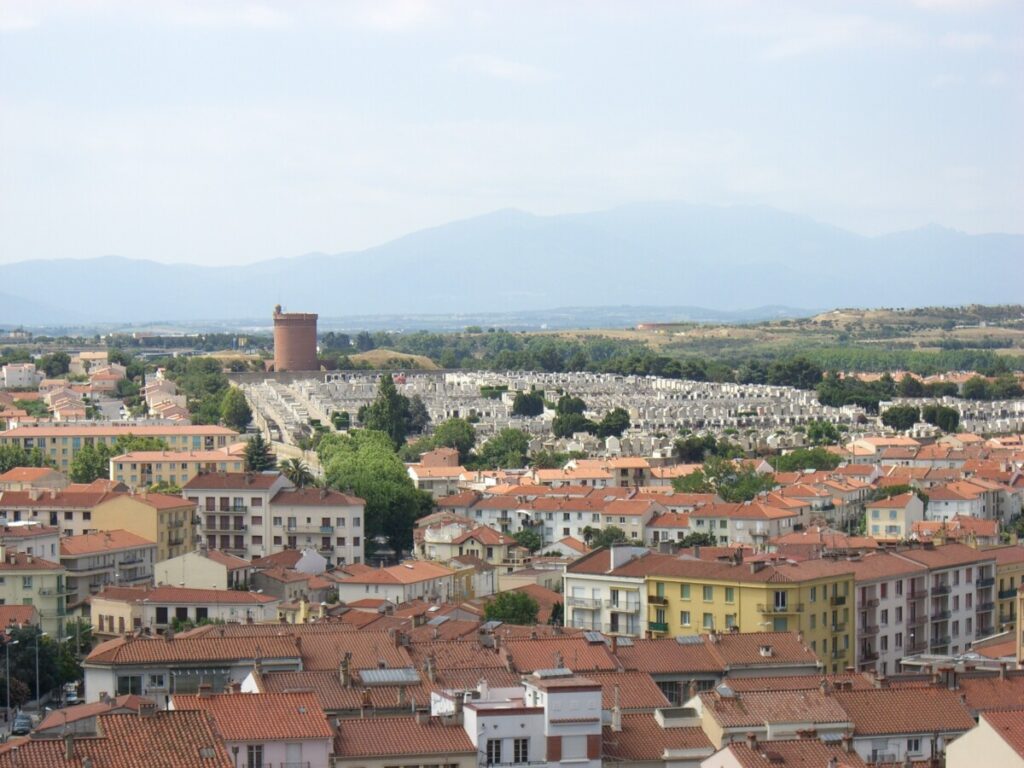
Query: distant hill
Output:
[[1, 203, 1020, 324]]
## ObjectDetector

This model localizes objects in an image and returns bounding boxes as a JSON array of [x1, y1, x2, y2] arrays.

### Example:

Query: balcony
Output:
[[606, 600, 641, 613], [907, 591, 925, 602], [648, 595, 668, 606], [38, 586, 74, 596], [757, 603, 804, 614], [319, 526, 333, 534], [976, 626, 995, 639], [977, 577, 995, 588], [978, 601, 995, 613], [648, 621, 669, 633], [932, 584, 951, 595], [999, 588, 1018, 600], [931, 610, 952, 621], [908, 613, 927, 626], [860, 624, 879, 636], [831, 649, 846, 660], [831, 623, 847, 633], [930, 635, 951, 647], [864, 598, 880, 608], [830, 595, 846, 606], [860, 650, 879, 662], [230, 504, 248, 512], [908, 639, 929, 653], [567, 597, 601, 610]]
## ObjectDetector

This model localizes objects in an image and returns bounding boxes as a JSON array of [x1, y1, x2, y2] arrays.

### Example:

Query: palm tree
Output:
[[281, 457, 314, 488]]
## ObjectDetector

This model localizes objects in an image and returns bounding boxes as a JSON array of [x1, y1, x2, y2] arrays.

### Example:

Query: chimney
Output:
[[819, 679, 829, 696], [611, 686, 622, 732], [425, 653, 436, 683], [610, 635, 618, 654], [415, 710, 429, 725], [340, 652, 352, 687], [138, 700, 157, 718], [1000, 662, 1008, 681], [361, 688, 372, 711], [840, 732, 853, 753], [745, 732, 758, 751], [197, 683, 213, 698], [64, 733, 75, 761]]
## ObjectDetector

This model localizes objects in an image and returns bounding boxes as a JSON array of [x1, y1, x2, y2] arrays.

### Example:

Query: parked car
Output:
[[11, 713, 32, 735]]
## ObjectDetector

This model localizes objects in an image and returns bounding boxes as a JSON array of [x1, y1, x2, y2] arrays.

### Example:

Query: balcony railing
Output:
[[931, 610, 952, 621], [999, 588, 1018, 600], [648, 621, 669, 633], [605, 600, 641, 613], [831, 649, 846, 659], [976, 627, 995, 639], [38, 586, 74, 596], [908, 613, 927, 626], [757, 603, 804, 614], [830, 595, 846, 606], [567, 597, 601, 609], [647, 595, 668, 606], [932, 584, 951, 595], [864, 598, 880, 608], [978, 601, 995, 613], [860, 650, 879, 662], [831, 623, 847, 633], [860, 624, 879, 636], [930, 635, 951, 647], [977, 577, 995, 588]]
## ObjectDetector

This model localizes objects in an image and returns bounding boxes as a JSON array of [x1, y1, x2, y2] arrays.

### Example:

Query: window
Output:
[[116, 675, 142, 695], [702, 612, 714, 629], [906, 738, 921, 754], [149, 674, 165, 688], [680, 611, 691, 626], [486, 739, 502, 765], [247, 744, 264, 768], [719, 519, 727, 529], [810, 586, 817, 602], [21, 577, 32, 589], [725, 613, 736, 628], [513, 738, 529, 763], [655, 582, 665, 598], [810, 614, 816, 629], [774, 590, 788, 610], [895, 632, 903, 648], [702, 586, 713, 602], [680, 584, 690, 599], [725, 587, 735, 603], [272, 517, 282, 527]]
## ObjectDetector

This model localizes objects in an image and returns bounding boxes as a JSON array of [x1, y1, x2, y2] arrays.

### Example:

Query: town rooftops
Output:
[[832, 687, 975, 735], [0, 604, 38, 628], [94, 585, 276, 605], [866, 492, 916, 509], [85, 634, 300, 666], [0, 424, 238, 437], [894, 542, 996, 568], [698, 688, 851, 728], [979, 709, 1024, 760], [183, 471, 284, 490], [717, 740, 868, 768], [333, 715, 475, 758], [272, 487, 365, 506], [0, 549, 62, 571], [0, 467, 64, 484], [60, 530, 155, 556], [334, 560, 455, 585], [94, 491, 196, 511], [173, 691, 333, 741]]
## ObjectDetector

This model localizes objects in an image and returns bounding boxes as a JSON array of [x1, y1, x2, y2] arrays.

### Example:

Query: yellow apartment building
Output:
[[109, 447, 245, 489], [0, 424, 239, 473], [565, 547, 855, 672], [992, 544, 1024, 632], [0, 545, 68, 638], [90, 493, 197, 562]]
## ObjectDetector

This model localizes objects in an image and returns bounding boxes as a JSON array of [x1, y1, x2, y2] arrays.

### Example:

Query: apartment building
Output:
[[895, 543, 998, 655], [0, 520, 61, 561], [565, 547, 856, 671], [0, 545, 68, 637], [332, 560, 456, 604], [60, 530, 156, 608], [91, 493, 198, 562], [0, 479, 125, 537], [110, 447, 245, 489], [0, 466, 68, 492], [185, 471, 290, 559], [687, 501, 800, 547], [270, 488, 366, 567], [0, 362, 42, 389], [846, 551, 929, 675], [991, 544, 1024, 632], [865, 492, 925, 542], [0, 424, 238, 472]]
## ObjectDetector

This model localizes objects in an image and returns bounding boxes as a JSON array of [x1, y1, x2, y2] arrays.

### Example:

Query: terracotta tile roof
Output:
[[614, 637, 724, 674], [504, 635, 619, 673], [183, 471, 283, 490], [0, 710, 232, 768], [981, 709, 1024, 759], [0, 523, 60, 538], [1, 424, 237, 437], [586, 670, 671, 710], [202, 550, 251, 569], [832, 687, 975, 735], [724, 673, 933, 693], [958, 673, 1024, 713], [406, 640, 507, 672], [85, 635, 300, 666], [894, 542, 995, 569], [839, 551, 928, 581], [0, 550, 62, 571], [257, 668, 433, 711], [699, 689, 851, 728], [272, 488, 365, 506], [173, 692, 333, 741], [721, 740, 868, 768], [649, 512, 691, 529], [60, 529, 155, 556], [706, 632, 821, 668], [101, 492, 196, 511], [284, 629, 413, 672], [451, 526, 516, 546], [0, 467, 63, 483], [987, 544, 1024, 565], [335, 560, 455, 585], [36, 694, 151, 731], [333, 715, 474, 758], [0, 488, 118, 509], [504, 583, 563, 624], [866, 492, 916, 509], [95, 585, 276, 605], [602, 713, 712, 761], [557, 536, 590, 554], [406, 618, 481, 643], [0, 604, 38, 628], [251, 549, 304, 569]]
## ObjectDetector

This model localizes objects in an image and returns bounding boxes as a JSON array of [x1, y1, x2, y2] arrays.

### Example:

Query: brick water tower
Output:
[[272, 305, 319, 371]]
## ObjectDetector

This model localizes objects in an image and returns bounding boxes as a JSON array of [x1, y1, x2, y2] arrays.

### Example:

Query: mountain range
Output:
[[1, 203, 1020, 326]]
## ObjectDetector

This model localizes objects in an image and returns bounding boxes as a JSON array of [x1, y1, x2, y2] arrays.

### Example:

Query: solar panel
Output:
[[676, 635, 704, 645], [358, 668, 421, 686], [481, 620, 504, 631], [427, 615, 450, 626], [534, 668, 574, 679], [614, 637, 634, 647], [583, 631, 604, 644]]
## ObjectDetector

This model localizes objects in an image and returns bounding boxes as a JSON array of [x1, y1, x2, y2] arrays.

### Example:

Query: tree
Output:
[[679, 532, 717, 547], [0, 445, 49, 473], [555, 394, 587, 415], [766, 357, 823, 390], [361, 375, 410, 449], [595, 407, 630, 439], [331, 411, 351, 430], [549, 602, 564, 626], [39, 351, 71, 378], [513, 529, 543, 553], [319, 430, 433, 553], [281, 458, 314, 488], [552, 412, 595, 438], [962, 376, 991, 400], [484, 591, 539, 625], [673, 456, 775, 503], [244, 433, 277, 472], [511, 391, 545, 417], [583, 525, 627, 548], [921, 405, 960, 432], [431, 418, 476, 464], [220, 387, 252, 431], [70, 443, 112, 483], [897, 374, 925, 398], [881, 405, 919, 431], [805, 420, 840, 446], [531, 449, 569, 470], [770, 447, 842, 472], [471, 428, 531, 470], [406, 395, 431, 435]]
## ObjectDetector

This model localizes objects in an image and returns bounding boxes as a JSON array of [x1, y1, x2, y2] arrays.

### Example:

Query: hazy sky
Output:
[[1, 1, 1021, 266]]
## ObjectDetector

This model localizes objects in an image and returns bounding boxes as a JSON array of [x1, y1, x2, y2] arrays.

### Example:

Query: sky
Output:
[[0, 0, 1021, 267]]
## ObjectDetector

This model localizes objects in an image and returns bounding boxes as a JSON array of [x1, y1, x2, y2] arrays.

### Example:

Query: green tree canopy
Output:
[[220, 387, 253, 431], [244, 433, 277, 472], [921, 404, 961, 432], [770, 447, 842, 472], [672, 456, 775, 502], [595, 407, 630, 439], [805, 420, 841, 446], [431, 418, 477, 464], [281, 457, 315, 488], [470, 428, 531, 470], [511, 390, 545, 417], [484, 591, 539, 625], [897, 374, 925, 397], [360, 374, 411, 449], [881, 405, 920, 431], [513, 529, 543, 553], [582, 525, 627, 548], [319, 430, 433, 553]]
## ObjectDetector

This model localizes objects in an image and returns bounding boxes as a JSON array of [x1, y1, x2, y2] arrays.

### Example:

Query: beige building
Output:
[[110, 447, 245, 489], [944, 710, 1024, 768], [0, 424, 238, 473], [91, 493, 197, 562], [154, 549, 251, 590], [865, 492, 925, 542], [60, 530, 157, 608], [0, 545, 68, 637], [0, 467, 69, 492]]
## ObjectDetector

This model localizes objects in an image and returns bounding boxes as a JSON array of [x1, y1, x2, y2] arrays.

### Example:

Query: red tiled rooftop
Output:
[[173, 692, 333, 741], [334, 715, 475, 758]]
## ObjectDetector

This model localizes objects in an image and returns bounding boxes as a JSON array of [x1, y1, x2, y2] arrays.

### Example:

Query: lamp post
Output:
[[5, 638, 18, 727]]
